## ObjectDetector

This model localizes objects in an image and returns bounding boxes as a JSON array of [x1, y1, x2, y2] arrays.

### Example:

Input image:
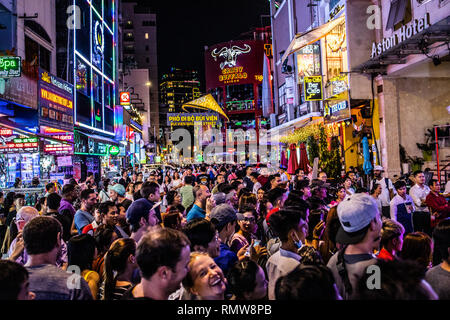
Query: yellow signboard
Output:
[[304, 76, 323, 101], [182, 94, 229, 121]]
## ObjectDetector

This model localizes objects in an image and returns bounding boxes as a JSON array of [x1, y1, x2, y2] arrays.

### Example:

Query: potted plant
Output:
[[417, 128, 435, 161], [408, 156, 425, 172], [399, 144, 409, 174]]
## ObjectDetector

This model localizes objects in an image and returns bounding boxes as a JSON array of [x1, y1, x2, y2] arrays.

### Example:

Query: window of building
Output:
[[145, 45, 149, 51], [146, 57, 150, 63], [145, 33, 149, 39], [386, 0, 412, 31], [278, 83, 286, 114], [25, 35, 51, 72]]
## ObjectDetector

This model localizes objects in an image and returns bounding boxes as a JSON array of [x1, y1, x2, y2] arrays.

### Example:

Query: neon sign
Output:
[[219, 67, 248, 84], [0, 128, 13, 136], [304, 76, 323, 101], [211, 45, 251, 70], [109, 145, 120, 156], [0, 56, 21, 78], [94, 21, 105, 55], [41, 89, 73, 109]]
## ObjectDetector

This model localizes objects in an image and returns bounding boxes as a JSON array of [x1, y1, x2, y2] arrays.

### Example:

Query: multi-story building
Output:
[[159, 67, 201, 113], [159, 67, 202, 162], [268, 0, 377, 177], [204, 26, 273, 163], [354, 0, 450, 181], [120, 1, 158, 145], [55, 0, 121, 181], [0, 0, 63, 187]]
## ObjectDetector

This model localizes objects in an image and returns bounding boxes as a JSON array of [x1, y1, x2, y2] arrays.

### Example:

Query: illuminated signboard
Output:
[[40, 127, 74, 155], [0, 56, 21, 78], [44, 143, 74, 155], [325, 74, 349, 101], [304, 76, 323, 101], [0, 127, 39, 153], [39, 69, 74, 132], [109, 145, 120, 156], [120, 92, 130, 106], [297, 44, 321, 78], [324, 100, 351, 124], [0, 73, 38, 109], [205, 40, 265, 91], [73, 0, 116, 136], [167, 113, 221, 127]]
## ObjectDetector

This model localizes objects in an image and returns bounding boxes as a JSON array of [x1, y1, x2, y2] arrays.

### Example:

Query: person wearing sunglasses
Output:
[[230, 206, 267, 268]]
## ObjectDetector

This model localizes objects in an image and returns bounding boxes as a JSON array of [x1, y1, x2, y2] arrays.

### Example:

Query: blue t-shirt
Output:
[[214, 243, 238, 276], [186, 204, 206, 222], [74, 209, 94, 234]]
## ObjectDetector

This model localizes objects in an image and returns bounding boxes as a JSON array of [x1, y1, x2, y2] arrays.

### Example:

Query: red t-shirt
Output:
[[377, 248, 394, 261]]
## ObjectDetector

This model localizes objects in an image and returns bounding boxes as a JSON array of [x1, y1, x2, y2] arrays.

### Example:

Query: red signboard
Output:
[[120, 92, 130, 106], [205, 40, 265, 91]]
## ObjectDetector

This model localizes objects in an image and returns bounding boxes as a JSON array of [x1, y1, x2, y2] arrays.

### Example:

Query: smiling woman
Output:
[[182, 252, 227, 300]]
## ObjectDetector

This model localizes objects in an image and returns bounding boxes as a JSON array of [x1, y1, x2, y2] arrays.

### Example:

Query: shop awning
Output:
[[268, 113, 323, 137], [353, 15, 450, 74], [281, 15, 345, 63], [77, 131, 120, 147]]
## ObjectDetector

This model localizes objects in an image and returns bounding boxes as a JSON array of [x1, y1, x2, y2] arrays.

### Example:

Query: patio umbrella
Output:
[[298, 142, 310, 175], [280, 150, 288, 168], [287, 143, 299, 175], [362, 137, 373, 175]]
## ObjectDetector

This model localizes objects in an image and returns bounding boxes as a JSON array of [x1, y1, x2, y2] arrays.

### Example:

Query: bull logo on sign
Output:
[[211, 44, 251, 70]]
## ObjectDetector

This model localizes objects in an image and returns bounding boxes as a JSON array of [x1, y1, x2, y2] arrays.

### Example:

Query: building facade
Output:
[[355, 0, 450, 180], [269, 0, 380, 179], [204, 27, 273, 164], [120, 1, 159, 145], [0, 0, 66, 188]]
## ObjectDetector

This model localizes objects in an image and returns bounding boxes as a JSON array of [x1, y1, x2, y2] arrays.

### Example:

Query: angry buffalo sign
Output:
[[205, 40, 265, 91]]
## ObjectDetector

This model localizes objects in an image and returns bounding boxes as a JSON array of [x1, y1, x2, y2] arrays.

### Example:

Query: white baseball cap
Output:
[[336, 193, 379, 244], [373, 165, 384, 172]]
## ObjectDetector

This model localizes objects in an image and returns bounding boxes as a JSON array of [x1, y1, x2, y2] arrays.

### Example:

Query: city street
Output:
[[0, 0, 450, 307]]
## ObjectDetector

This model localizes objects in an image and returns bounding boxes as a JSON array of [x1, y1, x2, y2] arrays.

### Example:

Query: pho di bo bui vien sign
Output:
[[167, 113, 221, 127], [371, 13, 431, 59]]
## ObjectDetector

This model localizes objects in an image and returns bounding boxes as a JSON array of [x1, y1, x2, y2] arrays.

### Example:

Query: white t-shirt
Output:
[[370, 178, 396, 207], [409, 184, 431, 212]]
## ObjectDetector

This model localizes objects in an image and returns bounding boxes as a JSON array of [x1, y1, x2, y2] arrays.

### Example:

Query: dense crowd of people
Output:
[[0, 163, 449, 300]]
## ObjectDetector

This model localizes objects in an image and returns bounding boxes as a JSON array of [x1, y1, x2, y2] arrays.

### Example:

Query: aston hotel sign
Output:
[[371, 13, 431, 59]]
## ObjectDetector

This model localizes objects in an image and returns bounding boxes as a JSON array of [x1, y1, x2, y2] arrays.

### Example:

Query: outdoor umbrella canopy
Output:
[[362, 137, 373, 175], [287, 143, 299, 175], [298, 142, 310, 175]]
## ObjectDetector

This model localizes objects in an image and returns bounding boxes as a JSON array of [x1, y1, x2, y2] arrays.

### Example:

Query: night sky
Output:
[[130, 0, 270, 92]]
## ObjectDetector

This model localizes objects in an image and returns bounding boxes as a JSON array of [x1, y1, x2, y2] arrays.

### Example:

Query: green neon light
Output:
[[74, 152, 108, 156], [0, 56, 21, 77]]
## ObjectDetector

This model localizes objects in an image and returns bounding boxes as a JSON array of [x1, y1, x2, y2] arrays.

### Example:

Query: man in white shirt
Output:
[[409, 170, 431, 235], [370, 165, 396, 219]]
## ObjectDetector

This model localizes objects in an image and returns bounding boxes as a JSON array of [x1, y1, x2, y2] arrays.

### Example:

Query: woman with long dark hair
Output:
[[67, 234, 100, 299], [101, 238, 137, 300]]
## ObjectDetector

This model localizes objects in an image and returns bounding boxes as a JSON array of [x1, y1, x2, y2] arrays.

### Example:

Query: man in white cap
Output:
[[369, 165, 396, 219], [327, 193, 382, 300]]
